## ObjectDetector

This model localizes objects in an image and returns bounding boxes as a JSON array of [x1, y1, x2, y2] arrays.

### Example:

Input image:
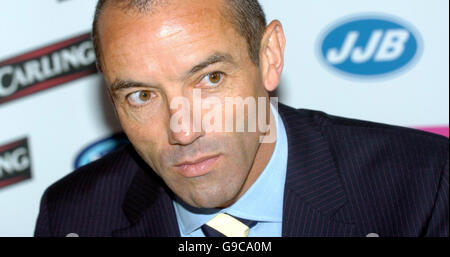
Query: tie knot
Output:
[[201, 213, 257, 237]]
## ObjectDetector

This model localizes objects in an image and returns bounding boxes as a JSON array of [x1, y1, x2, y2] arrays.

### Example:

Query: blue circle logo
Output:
[[318, 14, 422, 79], [74, 132, 129, 169]]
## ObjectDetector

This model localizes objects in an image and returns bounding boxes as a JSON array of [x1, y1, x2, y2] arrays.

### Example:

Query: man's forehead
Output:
[[98, 0, 236, 55], [98, 0, 245, 80], [98, 0, 229, 31]]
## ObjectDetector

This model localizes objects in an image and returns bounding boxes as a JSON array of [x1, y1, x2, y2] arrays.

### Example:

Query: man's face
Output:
[[98, 0, 271, 208]]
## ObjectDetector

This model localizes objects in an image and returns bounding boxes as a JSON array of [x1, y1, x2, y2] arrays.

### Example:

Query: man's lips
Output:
[[174, 154, 221, 178]]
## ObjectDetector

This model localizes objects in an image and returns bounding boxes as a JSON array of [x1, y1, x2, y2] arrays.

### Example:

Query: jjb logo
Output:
[[319, 15, 422, 78]]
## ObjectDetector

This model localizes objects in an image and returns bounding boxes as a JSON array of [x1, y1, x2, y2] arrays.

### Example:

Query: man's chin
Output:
[[185, 197, 226, 209], [181, 191, 236, 209], [169, 175, 246, 209]]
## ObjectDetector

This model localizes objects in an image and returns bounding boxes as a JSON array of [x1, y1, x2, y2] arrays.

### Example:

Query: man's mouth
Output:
[[174, 154, 221, 178]]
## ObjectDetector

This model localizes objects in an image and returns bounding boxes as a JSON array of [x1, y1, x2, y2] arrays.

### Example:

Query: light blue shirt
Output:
[[173, 102, 288, 237]]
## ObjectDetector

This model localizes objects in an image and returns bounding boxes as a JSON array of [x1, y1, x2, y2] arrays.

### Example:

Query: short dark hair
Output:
[[91, 0, 267, 70]]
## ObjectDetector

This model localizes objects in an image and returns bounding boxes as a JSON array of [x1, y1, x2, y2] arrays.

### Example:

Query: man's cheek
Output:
[[118, 107, 153, 124], [121, 120, 165, 161], [118, 107, 166, 138]]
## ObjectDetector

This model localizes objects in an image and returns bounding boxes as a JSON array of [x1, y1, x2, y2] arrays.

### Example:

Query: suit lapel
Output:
[[278, 104, 355, 236], [111, 150, 180, 237]]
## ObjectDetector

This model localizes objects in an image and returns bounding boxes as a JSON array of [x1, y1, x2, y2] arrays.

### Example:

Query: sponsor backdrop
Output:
[[0, 0, 448, 236]]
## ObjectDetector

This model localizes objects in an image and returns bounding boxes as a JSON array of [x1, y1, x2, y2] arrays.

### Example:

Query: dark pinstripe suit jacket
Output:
[[34, 103, 449, 237]]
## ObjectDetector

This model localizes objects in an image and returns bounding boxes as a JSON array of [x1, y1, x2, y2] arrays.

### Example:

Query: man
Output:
[[35, 0, 448, 237]]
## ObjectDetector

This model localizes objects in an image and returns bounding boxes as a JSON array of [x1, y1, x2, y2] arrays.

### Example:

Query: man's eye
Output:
[[200, 71, 224, 87], [127, 90, 155, 106]]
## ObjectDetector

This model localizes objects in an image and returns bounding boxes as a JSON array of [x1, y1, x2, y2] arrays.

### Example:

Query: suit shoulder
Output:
[[281, 104, 448, 167], [43, 143, 139, 204], [36, 143, 144, 236], [313, 109, 447, 147], [303, 108, 447, 168]]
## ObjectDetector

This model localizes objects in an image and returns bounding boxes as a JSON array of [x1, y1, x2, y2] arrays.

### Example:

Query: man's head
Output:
[[93, 0, 286, 208]]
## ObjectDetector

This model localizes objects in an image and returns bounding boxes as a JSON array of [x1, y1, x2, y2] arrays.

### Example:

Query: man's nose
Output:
[[168, 128, 203, 146], [167, 95, 204, 146]]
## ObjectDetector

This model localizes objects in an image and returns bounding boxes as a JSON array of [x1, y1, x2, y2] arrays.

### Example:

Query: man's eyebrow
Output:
[[110, 53, 235, 92], [110, 79, 155, 93], [185, 53, 236, 77]]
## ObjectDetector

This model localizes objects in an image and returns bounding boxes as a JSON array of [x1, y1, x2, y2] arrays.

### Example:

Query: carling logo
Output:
[[0, 33, 97, 105], [74, 133, 129, 169], [0, 138, 32, 190], [318, 14, 422, 79]]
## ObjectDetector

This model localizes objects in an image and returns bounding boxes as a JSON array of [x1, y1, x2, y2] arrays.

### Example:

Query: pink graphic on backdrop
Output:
[[415, 126, 449, 138]]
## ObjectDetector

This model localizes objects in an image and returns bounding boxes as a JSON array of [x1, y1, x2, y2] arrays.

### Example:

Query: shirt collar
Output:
[[173, 102, 288, 235]]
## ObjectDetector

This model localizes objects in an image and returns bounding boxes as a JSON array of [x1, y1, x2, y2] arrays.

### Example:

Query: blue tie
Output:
[[201, 213, 257, 237]]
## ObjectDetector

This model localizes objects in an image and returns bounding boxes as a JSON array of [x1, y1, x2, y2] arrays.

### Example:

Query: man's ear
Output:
[[259, 20, 286, 92]]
